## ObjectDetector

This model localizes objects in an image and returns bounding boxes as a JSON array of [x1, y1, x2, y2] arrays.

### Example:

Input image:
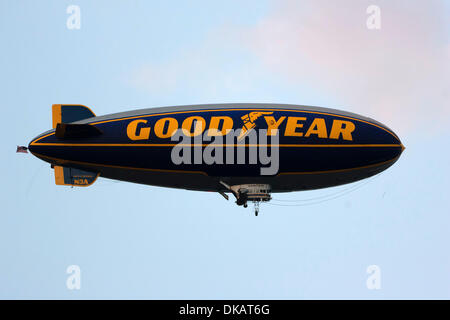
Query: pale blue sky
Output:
[[1, 0, 449, 299]]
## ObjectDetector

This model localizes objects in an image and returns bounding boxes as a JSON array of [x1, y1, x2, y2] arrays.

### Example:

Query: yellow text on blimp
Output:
[[126, 116, 356, 141]]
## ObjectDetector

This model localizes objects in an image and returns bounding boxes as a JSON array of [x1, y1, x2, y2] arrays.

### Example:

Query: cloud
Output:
[[127, 0, 449, 136], [243, 0, 449, 135]]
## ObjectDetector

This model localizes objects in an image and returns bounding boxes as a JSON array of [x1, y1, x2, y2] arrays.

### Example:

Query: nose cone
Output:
[[387, 129, 404, 157], [392, 141, 405, 164], [387, 128, 405, 160], [348, 116, 404, 170], [375, 124, 405, 167], [384, 131, 404, 163]]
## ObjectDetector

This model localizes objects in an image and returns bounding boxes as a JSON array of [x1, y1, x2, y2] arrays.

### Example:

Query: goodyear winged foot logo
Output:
[[237, 111, 273, 141]]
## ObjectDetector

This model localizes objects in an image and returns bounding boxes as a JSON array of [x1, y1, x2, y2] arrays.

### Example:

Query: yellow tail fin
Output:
[[54, 166, 99, 187], [52, 104, 96, 128]]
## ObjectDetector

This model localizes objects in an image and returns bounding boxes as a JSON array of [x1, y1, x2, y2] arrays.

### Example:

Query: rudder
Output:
[[52, 104, 96, 128], [54, 166, 99, 187]]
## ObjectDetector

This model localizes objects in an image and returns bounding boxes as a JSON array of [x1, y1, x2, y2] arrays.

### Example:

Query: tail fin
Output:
[[52, 104, 96, 128], [54, 166, 99, 187], [55, 123, 103, 139]]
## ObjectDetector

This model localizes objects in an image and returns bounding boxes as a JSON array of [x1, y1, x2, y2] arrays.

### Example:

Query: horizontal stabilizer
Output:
[[54, 166, 99, 187], [55, 123, 102, 139], [52, 104, 96, 128]]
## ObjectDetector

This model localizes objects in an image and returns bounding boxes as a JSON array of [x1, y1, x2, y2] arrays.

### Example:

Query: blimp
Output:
[[26, 103, 404, 215]]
